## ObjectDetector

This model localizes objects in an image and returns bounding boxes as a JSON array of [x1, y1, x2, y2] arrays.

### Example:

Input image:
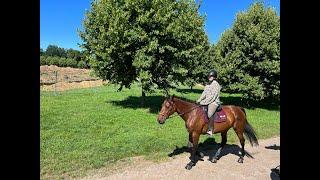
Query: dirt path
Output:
[[81, 137, 280, 180]]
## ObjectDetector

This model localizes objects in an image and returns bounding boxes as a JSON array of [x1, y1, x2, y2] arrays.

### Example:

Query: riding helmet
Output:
[[208, 70, 217, 78]]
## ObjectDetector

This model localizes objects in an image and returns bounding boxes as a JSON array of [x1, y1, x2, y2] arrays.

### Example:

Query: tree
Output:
[[79, 50, 91, 68], [40, 48, 44, 56], [184, 43, 211, 89], [53, 56, 61, 66], [58, 57, 67, 67], [77, 60, 88, 69], [213, 2, 280, 101], [40, 55, 47, 65], [79, 0, 209, 98], [66, 49, 82, 62], [45, 45, 67, 57], [65, 58, 78, 68], [45, 56, 53, 65]]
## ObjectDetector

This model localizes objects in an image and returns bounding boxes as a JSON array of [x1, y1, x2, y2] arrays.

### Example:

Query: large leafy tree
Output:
[[79, 0, 209, 97], [213, 2, 280, 101]]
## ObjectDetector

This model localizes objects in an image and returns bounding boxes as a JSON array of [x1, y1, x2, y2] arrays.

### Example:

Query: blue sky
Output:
[[40, 0, 280, 51]]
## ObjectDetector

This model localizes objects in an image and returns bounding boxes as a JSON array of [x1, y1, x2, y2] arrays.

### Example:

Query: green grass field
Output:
[[40, 84, 279, 179]]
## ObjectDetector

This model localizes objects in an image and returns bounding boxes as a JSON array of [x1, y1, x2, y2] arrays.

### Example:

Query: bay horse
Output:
[[157, 95, 259, 170]]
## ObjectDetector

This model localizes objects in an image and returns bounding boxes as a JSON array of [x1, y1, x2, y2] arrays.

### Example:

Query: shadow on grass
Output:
[[108, 88, 279, 113], [220, 96, 279, 111], [168, 138, 254, 161], [176, 88, 203, 94], [176, 87, 279, 110], [108, 95, 165, 114]]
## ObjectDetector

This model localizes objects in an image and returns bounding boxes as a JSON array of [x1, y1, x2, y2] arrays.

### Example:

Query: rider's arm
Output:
[[199, 83, 221, 105], [196, 86, 208, 103]]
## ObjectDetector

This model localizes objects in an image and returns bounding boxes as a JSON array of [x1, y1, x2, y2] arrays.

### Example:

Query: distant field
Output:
[[40, 65, 105, 91], [40, 84, 280, 179]]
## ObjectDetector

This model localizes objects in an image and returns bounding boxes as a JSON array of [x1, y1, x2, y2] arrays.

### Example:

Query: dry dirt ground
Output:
[[80, 137, 280, 180], [40, 65, 106, 91]]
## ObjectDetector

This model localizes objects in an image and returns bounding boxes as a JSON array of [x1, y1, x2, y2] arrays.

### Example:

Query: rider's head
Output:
[[208, 70, 217, 82]]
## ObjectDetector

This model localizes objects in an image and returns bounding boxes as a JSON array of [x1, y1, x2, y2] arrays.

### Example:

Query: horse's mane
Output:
[[171, 95, 197, 105]]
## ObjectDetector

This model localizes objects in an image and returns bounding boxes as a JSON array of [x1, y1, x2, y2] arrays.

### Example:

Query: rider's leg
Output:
[[207, 102, 219, 135]]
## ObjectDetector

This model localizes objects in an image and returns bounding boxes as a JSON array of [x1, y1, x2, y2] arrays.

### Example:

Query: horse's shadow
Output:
[[270, 165, 280, 179], [266, 145, 280, 179], [265, 144, 280, 150], [168, 138, 254, 161]]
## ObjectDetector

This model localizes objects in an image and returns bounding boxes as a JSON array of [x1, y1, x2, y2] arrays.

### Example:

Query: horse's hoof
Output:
[[185, 164, 193, 170], [237, 158, 243, 163], [199, 152, 204, 158], [210, 158, 217, 163], [185, 162, 195, 170]]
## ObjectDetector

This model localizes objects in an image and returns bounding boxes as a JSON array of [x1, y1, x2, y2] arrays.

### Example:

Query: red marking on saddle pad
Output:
[[200, 108, 227, 123], [214, 110, 227, 123]]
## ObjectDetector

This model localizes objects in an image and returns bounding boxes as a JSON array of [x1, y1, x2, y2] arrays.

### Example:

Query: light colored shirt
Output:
[[197, 80, 221, 105]]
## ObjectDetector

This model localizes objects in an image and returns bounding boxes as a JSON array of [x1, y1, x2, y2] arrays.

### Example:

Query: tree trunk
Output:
[[141, 88, 146, 106]]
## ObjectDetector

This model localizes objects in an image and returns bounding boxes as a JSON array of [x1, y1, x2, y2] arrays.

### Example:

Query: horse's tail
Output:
[[244, 121, 259, 146], [240, 107, 259, 147], [240, 107, 246, 115]]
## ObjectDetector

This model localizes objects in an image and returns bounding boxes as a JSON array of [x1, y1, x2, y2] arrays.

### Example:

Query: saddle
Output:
[[202, 104, 227, 123]]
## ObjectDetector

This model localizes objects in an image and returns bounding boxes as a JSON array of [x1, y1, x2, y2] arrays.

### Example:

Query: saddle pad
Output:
[[199, 108, 227, 123], [213, 110, 227, 123]]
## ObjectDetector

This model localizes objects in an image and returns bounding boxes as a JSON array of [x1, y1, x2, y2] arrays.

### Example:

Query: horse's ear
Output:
[[164, 89, 169, 98], [170, 94, 175, 101]]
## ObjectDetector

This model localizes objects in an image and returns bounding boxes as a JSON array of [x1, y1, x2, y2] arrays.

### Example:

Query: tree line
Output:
[[40, 45, 90, 68]]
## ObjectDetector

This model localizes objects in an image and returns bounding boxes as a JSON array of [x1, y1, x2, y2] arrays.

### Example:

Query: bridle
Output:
[[159, 101, 202, 120]]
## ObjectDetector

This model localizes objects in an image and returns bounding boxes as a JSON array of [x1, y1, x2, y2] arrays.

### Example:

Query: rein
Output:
[[165, 104, 202, 119]]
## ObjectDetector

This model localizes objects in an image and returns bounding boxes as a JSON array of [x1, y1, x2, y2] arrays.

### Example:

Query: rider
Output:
[[196, 70, 221, 136]]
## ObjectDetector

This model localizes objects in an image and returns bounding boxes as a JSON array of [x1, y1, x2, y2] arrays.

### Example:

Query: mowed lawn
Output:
[[40, 84, 279, 179]]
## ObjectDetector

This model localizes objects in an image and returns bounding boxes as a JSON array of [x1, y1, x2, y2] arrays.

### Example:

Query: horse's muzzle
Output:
[[157, 116, 166, 124]]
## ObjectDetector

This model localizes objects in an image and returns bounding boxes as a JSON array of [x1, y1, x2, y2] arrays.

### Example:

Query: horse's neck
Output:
[[173, 98, 195, 121]]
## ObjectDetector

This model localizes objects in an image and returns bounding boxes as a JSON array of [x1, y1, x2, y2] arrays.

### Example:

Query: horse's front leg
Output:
[[187, 133, 193, 148], [187, 132, 204, 159], [185, 132, 200, 170], [187, 132, 203, 159]]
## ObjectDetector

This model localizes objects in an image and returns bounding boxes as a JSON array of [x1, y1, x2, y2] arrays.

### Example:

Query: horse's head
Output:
[[157, 95, 176, 124]]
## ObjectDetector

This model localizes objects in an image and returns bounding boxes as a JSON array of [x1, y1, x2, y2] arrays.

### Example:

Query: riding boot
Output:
[[207, 114, 214, 136]]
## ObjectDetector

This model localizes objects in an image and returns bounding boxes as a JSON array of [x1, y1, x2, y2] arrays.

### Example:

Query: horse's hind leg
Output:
[[210, 131, 227, 163], [235, 131, 245, 163]]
